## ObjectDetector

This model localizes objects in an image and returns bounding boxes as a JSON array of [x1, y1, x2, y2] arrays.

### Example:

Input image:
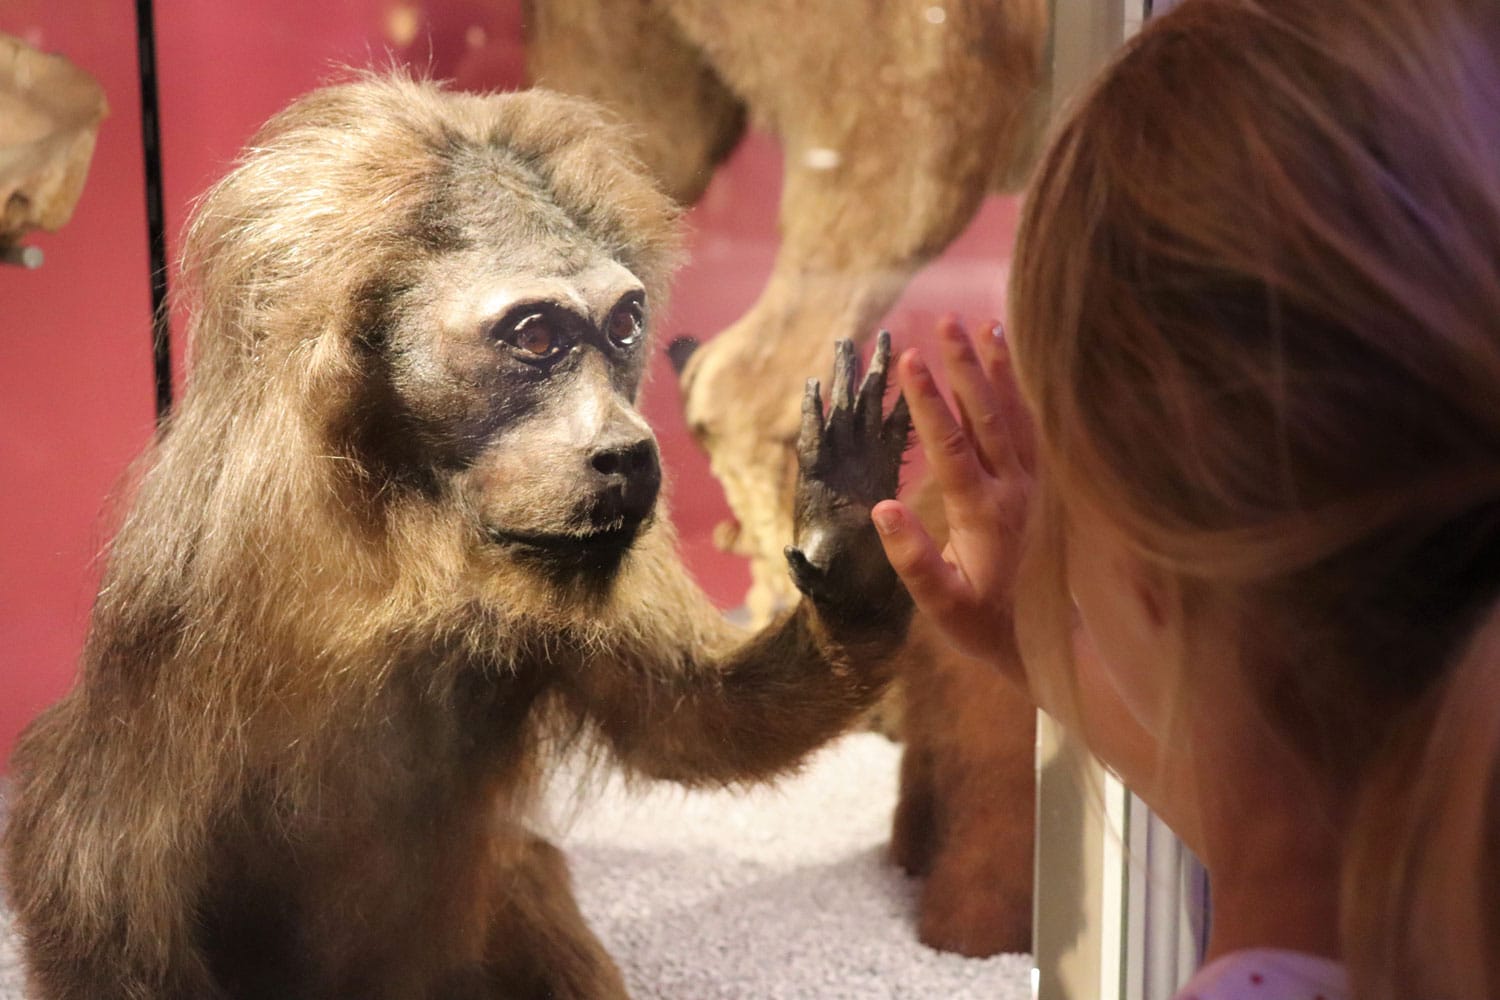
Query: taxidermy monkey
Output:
[[0, 74, 913, 1000]]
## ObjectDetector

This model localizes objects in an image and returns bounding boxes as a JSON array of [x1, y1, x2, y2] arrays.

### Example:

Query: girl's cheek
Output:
[[1065, 518, 1171, 736]]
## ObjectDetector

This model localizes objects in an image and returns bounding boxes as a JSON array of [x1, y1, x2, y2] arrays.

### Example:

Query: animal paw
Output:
[[785, 332, 912, 624]]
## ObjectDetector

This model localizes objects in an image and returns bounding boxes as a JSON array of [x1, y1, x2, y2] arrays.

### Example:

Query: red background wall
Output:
[[0, 1, 1017, 768]]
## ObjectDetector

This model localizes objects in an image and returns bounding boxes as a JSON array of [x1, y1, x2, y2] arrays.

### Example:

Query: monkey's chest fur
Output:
[[195, 662, 554, 999]]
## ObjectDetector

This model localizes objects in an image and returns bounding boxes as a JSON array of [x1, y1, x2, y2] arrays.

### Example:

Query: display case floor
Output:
[[1, 733, 1033, 999]]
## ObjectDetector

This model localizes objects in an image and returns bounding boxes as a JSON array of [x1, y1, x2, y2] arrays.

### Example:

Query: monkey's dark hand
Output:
[[785, 331, 913, 628]]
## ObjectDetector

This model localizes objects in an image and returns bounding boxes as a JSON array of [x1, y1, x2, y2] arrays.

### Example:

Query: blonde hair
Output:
[[1008, 0, 1500, 995]]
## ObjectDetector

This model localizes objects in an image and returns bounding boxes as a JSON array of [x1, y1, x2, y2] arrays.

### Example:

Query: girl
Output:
[[872, 1, 1500, 998]]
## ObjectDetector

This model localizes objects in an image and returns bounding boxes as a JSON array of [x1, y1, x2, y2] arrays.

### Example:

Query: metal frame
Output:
[[134, 0, 173, 421], [1032, 1, 1208, 997]]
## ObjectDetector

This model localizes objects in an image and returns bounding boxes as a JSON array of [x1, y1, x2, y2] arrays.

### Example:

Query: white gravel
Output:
[[541, 732, 1033, 999]]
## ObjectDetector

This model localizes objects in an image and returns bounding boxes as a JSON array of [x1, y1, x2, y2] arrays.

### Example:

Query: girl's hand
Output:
[[872, 317, 1035, 685]]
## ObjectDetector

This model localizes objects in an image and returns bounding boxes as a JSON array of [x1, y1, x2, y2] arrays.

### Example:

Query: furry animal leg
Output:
[[483, 831, 630, 1000]]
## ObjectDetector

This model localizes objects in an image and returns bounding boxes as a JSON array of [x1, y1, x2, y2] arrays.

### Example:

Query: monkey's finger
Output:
[[856, 330, 893, 437], [784, 545, 827, 601], [666, 335, 700, 376], [798, 377, 825, 468], [827, 339, 858, 442], [882, 392, 913, 474]]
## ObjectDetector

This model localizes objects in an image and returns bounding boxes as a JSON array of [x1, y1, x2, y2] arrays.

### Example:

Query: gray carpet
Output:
[[0, 892, 16, 1000], [1, 734, 1032, 998]]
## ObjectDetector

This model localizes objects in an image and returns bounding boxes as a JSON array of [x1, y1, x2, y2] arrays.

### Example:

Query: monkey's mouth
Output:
[[487, 516, 650, 558]]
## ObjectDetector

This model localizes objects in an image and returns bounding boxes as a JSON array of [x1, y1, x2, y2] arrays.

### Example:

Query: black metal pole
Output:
[[135, 0, 172, 423]]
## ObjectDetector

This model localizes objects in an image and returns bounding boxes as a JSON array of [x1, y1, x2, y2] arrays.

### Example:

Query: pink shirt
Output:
[[1173, 949, 1349, 1000]]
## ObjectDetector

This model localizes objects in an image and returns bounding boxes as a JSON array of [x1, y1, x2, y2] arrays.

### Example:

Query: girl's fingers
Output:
[[895, 349, 990, 513], [872, 500, 977, 627], [973, 321, 1037, 474], [936, 317, 1010, 477]]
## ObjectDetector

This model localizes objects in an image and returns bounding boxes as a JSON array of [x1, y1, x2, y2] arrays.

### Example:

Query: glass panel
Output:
[[0, 4, 1052, 998]]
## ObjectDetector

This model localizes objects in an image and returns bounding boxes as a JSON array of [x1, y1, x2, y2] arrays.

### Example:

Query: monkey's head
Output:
[[379, 236, 665, 576], [175, 74, 684, 585]]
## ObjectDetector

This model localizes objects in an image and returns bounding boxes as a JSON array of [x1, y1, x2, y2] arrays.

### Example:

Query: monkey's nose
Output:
[[589, 439, 661, 522]]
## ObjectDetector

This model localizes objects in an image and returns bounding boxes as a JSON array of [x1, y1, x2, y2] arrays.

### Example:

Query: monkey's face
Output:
[[375, 245, 662, 576]]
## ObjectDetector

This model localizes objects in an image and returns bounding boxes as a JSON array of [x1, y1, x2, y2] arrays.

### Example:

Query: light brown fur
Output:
[[0, 74, 911, 1000]]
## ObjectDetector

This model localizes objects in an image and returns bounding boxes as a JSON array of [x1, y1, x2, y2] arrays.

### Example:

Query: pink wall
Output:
[[1, 1, 157, 767], [0, 2, 1016, 768]]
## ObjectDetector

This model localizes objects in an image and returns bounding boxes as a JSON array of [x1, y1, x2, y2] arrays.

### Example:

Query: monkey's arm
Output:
[[563, 334, 914, 786]]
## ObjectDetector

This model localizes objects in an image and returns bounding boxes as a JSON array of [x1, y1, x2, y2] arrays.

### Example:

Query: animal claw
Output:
[[666, 335, 700, 376]]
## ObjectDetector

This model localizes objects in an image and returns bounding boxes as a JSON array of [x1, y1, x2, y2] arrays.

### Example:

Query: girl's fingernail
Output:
[[873, 507, 902, 535], [988, 323, 1010, 364]]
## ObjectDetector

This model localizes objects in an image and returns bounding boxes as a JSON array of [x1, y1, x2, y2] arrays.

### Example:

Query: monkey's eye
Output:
[[605, 298, 645, 350], [503, 313, 564, 361]]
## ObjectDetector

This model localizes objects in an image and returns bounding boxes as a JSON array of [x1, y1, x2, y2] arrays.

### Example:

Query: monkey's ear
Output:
[[666, 335, 699, 376]]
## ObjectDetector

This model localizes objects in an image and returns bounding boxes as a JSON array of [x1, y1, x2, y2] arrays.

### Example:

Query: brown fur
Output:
[[0, 74, 911, 1000], [887, 482, 1036, 957]]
